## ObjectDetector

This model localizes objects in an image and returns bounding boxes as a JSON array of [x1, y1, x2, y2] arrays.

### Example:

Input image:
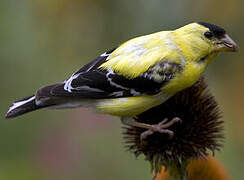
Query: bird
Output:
[[5, 22, 238, 139]]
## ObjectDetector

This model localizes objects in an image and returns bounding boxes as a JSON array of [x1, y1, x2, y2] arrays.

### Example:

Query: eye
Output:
[[204, 31, 213, 39]]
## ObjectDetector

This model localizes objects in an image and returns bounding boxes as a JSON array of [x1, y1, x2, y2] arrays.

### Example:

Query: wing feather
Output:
[[50, 50, 182, 99], [40, 47, 183, 99]]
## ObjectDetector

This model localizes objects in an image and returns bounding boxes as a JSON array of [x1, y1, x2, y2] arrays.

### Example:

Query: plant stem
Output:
[[167, 160, 188, 180]]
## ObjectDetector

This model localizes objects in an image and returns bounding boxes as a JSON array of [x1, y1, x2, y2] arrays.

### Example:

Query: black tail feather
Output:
[[6, 83, 82, 119], [5, 95, 44, 119]]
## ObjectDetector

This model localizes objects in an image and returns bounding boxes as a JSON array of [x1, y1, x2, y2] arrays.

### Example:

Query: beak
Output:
[[217, 34, 239, 52]]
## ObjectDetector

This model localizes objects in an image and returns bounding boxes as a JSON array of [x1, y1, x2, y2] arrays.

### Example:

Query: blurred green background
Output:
[[0, 0, 243, 179]]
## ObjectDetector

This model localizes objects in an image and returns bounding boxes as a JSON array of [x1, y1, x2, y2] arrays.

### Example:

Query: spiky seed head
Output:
[[123, 77, 224, 173]]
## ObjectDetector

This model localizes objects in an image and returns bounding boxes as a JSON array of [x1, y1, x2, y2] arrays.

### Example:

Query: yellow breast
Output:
[[162, 61, 205, 94]]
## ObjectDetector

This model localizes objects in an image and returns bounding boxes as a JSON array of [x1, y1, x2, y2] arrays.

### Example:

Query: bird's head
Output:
[[173, 22, 238, 62], [197, 22, 239, 52]]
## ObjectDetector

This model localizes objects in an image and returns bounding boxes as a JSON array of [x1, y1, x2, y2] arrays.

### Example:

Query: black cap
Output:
[[198, 22, 226, 38]]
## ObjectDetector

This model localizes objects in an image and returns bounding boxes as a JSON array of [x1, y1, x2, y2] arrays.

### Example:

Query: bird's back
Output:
[[99, 30, 183, 78]]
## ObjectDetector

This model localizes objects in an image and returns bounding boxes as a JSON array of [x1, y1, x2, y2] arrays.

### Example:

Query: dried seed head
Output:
[[123, 77, 224, 173]]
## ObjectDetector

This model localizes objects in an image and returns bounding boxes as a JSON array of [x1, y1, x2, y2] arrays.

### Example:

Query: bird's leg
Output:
[[121, 117, 182, 141]]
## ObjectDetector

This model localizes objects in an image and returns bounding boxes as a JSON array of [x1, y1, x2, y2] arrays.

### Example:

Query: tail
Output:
[[5, 95, 44, 119], [5, 83, 63, 119], [5, 83, 86, 119]]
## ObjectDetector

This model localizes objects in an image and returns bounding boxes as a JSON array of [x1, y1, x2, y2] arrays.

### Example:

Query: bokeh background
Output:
[[0, 0, 243, 179]]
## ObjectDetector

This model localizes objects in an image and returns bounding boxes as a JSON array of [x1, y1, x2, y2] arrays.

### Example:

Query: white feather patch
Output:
[[109, 91, 124, 97], [130, 89, 141, 96], [64, 73, 80, 92], [75, 85, 104, 92], [100, 51, 111, 61], [8, 96, 35, 113], [64, 73, 105, 93], [106, 69, 129, 90]]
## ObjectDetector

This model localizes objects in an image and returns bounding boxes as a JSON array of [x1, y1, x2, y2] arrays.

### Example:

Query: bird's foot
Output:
[[140, 117, 182, 142]]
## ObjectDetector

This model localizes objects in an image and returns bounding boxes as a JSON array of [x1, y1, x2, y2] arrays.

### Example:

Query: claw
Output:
[[140, 117, 181, 142], [141, 130, 154, 141], [158, 129, 174, 138], [158, 118, 168, 125]]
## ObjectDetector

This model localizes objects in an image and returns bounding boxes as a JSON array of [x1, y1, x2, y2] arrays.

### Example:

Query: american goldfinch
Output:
[[6, 22, 238, 137]]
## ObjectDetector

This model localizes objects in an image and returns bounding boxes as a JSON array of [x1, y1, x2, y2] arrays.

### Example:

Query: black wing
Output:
[[73, 48, 117, 74], [42, 48, 182, 99]]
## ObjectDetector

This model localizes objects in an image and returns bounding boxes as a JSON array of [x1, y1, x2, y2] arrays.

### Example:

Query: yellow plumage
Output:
[[6, 22, 238, 120], [100, 24, 209, 78], [99, 31, 180, 78], [92, 23, 237, 117], [95, 92, 169, 117]]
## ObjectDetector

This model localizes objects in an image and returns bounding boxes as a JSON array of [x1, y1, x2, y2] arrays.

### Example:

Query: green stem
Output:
[[167, 159, 188, 180]]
